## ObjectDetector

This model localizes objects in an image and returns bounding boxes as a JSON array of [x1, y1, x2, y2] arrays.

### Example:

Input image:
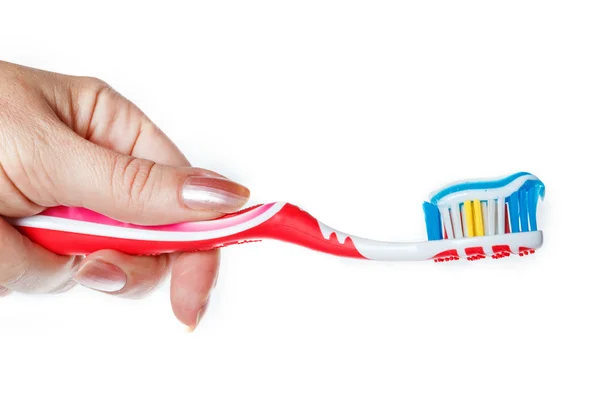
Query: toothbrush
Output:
[[6, 171, 545, 262]]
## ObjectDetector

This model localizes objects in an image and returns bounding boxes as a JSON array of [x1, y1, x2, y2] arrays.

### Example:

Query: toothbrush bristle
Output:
[[423, 172, 545, 261]]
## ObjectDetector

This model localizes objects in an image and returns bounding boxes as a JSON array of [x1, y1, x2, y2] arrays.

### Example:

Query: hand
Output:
[[0, 60, 250, 330]]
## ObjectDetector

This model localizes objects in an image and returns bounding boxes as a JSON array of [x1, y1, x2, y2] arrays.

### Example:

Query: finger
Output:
[[0, 219, 78, 293], [72, 78, 191, 166], [9, 126, 249, 225], [170, 250, 219, 331], [44, 75, 221, 171], [73, 249, 172, 298], [0, 285, 11, 297], [65, 79, 246, 220], [2, 74, 251, 224], [67, 79, 233, 180], [80, 141, 249, 223]]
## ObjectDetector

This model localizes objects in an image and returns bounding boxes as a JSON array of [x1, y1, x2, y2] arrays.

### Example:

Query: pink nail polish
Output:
[[182, 176, 250, 213], [74, 260, 127, 293]]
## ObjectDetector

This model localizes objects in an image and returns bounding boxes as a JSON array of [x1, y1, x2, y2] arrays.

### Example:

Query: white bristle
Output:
[[451, 203, 463, 238], [481, 201, 489, 235], [441, 207, 454, 239], [487, 199, 496, 235], [497, 197, 505, 234]]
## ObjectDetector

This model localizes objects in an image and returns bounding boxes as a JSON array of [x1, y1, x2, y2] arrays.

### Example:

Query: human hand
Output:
[[0, 60, 250, 330]]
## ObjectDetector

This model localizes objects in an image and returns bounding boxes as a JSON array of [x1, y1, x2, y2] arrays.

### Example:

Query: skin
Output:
[[0, 60, 250, 330]]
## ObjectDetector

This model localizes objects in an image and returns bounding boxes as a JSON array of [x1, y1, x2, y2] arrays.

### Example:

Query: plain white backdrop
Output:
[[1, 1, 598, 398]]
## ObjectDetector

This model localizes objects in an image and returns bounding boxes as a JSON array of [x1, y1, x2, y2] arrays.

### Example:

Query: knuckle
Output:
[[77, 76, 117, 107], [81, 76, 111, 92], [112, 156, 159, 211]]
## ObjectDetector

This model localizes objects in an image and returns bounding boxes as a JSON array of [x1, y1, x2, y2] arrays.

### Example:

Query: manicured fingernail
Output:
[[187, 298, 210, 332], [74, 260, 127, 292], [182, 176, 250, 213]]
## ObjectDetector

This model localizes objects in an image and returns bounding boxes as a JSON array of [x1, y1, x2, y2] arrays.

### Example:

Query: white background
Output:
[[1, 1, 598, 399]]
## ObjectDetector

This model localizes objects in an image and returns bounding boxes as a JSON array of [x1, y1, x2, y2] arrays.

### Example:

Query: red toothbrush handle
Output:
[[249, 203, 364, 258], [15, 204, 266, 256], [12, 202, 366, 259]]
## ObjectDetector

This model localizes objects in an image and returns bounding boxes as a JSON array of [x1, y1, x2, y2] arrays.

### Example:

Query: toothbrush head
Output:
[[422, 172, 545, 262]]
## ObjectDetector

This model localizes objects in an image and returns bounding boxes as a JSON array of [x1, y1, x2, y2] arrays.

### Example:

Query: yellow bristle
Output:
[[464, 200, 474, 237], [473, 199, 484, 236]]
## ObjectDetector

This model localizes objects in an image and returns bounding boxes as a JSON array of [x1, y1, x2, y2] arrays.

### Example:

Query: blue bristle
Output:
[[508, 193, 520, 233], [422, 201, 443, 240], [526, 181, 545, 231], [526, 184, 543, 231], [518, 188, 529, 232]]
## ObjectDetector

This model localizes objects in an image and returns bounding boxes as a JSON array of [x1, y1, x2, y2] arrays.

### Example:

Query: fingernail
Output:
[[74, 260, 127, 292], [187, 297, 210, 332], [182, 176, 250, 213]]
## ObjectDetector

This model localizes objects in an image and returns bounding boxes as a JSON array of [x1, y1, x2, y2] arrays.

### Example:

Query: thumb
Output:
[[49, 135, 250, 225]]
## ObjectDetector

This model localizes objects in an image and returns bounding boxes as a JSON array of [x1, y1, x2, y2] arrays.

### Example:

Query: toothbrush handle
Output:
[[11, 202, 367, 259], [252, 203, 365, 258]]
